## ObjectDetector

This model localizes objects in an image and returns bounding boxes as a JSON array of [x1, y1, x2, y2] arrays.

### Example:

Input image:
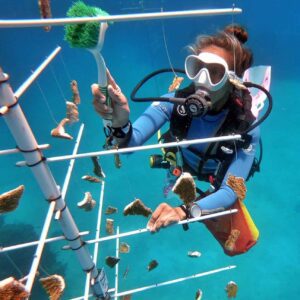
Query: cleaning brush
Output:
[[65, 1, 112, 126]]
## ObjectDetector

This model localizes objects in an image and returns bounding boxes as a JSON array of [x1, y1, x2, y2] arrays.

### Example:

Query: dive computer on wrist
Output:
[[189, 203, 202, 218]]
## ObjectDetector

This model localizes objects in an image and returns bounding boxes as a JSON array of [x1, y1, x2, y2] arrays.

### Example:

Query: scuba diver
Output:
[[92, 24, 271, 253]]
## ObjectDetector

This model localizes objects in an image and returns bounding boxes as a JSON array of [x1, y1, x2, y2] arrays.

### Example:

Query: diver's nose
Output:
[[196, 69, 209, 86]]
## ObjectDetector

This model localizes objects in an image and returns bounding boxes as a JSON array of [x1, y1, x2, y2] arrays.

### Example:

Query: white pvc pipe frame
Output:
[[0, 231, 89, 253], [0, 8, 242, 28], [0, 53, 108, 298], [24, 123, 85, 291], [0, 144, 49, 156], [0, 6, 242, 296], [86, 208, 238, 245], [71, 265, 236, 300], [83, 181, 106, 299], [16, 134, 242, 166]]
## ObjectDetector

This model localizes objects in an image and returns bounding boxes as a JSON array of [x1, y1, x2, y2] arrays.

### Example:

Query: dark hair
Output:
[[190, 24, 253, 77]]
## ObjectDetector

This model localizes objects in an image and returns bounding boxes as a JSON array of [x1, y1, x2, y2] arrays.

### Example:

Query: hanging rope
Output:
[[4, 252, 24, 278], [58, 52, 73, 83], [160, 7, 176, 77], [49, 65, 67, 102], [35, 77, 59, 125]]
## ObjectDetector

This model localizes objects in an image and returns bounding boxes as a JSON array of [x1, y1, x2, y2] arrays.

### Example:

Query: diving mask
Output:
[[185, 52, 229, 92]]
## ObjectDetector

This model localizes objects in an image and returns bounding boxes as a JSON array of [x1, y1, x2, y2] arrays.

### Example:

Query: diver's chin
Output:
[[209, 84, 232, 112], [210, 91, 230, 112]]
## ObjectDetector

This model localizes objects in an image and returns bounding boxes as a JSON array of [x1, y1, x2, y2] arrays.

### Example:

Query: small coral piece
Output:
[[77, 192, 96, 211], [39, 274, 65, 300], [105, 256, 120, 268], [105, 206, 118, 215], [121, 295, 132, 300], [38, 0, 52, 32], [168, 76, 184, 92], [114, 153, 121, 169], [119, 242, 130, 254], [172, 172, 197, 206], [70, 80, 81, 105], [224, 229, 240, 252], [0, 185, 24, 214], [0, 277, 29, 300], [225, 281, 238, 298], [147, 260, 158, 271], [226, 175, 246, 201], [81, 175, 102, 183], [51, 118, 73, 140], [91, 156, 105, 178], [195, 289, 203, 300], [106, 218, 114, 235], [123, 199, 152, 217], [66, 101, 79, 124], [187, 251, 201, 258]]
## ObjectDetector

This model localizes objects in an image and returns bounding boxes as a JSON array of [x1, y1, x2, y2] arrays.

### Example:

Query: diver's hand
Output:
[[147, 203, 186, 233], [92, 69, 130, 128]]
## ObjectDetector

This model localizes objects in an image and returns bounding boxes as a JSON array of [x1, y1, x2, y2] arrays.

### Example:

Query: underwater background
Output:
[[0, 0, 299, 299]]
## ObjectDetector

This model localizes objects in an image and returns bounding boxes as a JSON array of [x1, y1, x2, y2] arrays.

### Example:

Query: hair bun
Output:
[[224, 24, 248, 44]]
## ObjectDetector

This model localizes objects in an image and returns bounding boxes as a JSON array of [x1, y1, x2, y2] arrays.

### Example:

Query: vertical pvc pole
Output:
[[114, 226, 120, 300], [84, 180, 106, 299]]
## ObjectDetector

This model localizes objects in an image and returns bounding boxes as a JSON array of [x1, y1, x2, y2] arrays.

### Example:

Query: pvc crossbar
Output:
[[70, 265, 236, 299], [0, 231, 89, 253], [25, 123, 84, 292], [16, 134, 242, 166], [0, 8, 242, 28], [0, 144, 49, 156], [14, 46, 61, 99], [114, 265, 236, 297], [83, 209, 238, 245]]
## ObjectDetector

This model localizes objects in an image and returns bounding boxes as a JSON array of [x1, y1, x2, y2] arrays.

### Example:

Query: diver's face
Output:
[[199, 46, 233, 109]]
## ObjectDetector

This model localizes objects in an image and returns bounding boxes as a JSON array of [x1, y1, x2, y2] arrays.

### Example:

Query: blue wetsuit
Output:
[[127, 98, 259, 211]]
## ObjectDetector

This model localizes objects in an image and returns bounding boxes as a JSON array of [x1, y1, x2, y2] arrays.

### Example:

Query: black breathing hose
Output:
[[242, 82, 273, 134], [130, 68, 186, 102]]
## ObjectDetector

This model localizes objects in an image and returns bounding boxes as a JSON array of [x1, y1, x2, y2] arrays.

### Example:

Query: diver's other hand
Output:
[[92, 69, 130, 128], [147, 203, 186, 233]]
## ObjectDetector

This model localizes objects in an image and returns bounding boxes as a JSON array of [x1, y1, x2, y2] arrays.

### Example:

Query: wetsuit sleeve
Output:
[[127, 101, 173, 147], [195, 126, 260, 210]]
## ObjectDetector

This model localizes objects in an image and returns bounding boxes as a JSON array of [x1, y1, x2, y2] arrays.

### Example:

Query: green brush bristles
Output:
[[64, 1, 109, 49]]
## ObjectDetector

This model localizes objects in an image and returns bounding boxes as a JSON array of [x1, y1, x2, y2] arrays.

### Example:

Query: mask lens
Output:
[[206, 63, 226, 84], [186, 56, 206, 78]]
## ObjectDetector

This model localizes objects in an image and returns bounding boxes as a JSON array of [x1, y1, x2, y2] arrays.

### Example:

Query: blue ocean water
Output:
[[0, 0, 299, 299]]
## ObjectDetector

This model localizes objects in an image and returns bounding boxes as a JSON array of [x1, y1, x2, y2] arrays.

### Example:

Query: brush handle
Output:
[[91, 49, 112, 126], [93, 50, 107, 86]]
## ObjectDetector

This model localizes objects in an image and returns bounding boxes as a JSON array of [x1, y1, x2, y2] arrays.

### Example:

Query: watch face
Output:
[[190, 204, 201, 218]]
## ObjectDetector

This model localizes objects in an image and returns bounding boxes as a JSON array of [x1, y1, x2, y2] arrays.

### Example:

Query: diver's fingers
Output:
[[91, 84, 107, 104], [106, 69, 118, 90], [108, 84, 128, 106], [93, 97, 113, 114], [163, 213, 181, 226], [155, 210, 181, 230], [92, 84, 113, 118], [148, 205, 186, 232], [94, 106, 113, 120], [147, 203, 170, 232]]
